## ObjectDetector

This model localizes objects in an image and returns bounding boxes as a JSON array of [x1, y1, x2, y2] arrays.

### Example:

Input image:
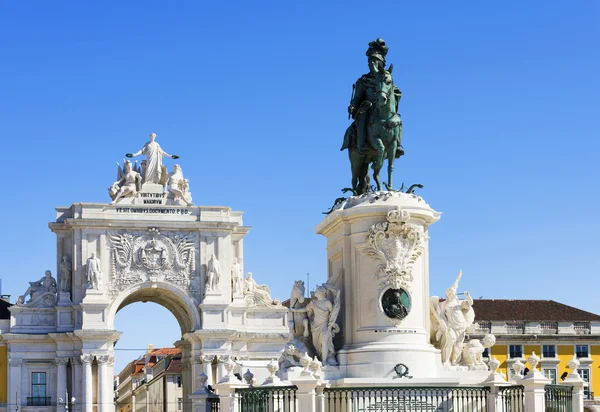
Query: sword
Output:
[[348, 83, 356, 120]]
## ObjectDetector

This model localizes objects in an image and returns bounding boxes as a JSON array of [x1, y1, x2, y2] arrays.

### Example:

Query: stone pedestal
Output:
[[315, 192, 441, 379]]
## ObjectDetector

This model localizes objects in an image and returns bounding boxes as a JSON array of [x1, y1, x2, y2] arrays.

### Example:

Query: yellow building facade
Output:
[[471, 299, 600, 411]]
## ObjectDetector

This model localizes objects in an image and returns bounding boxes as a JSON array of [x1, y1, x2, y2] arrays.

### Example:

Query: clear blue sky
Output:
[[1, 1, 598, 373]]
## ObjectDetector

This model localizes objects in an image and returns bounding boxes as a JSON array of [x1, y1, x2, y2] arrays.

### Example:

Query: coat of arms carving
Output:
[[108, 228, 196, 293], [364, 208, 424, 291]]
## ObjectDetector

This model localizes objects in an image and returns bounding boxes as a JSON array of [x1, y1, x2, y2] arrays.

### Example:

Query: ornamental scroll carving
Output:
[[364, 208, 424, 291], [108, 228, 196, 294]]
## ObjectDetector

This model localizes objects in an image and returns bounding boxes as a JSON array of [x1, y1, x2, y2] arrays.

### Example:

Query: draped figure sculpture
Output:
[[205, 254, 221, 293], [291, 283, 341, 366], [126, 133, 178, 185], [430, 270, 475, 366], [17, 270, 58, 306]]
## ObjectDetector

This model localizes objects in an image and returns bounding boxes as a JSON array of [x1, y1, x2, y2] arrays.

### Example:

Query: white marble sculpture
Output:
[[462, 334, 496, 368], [86, 253, 103, 289], [231, 257, 244, 296], [278, 343, 302, 374], [430, 270, 475, 366], [288, 280, 311, 354], [205, 254, 221, 293], [58, 255, 72, 293], [108, 228, 195, 292], [243, 272, 280, 307], [17, 270, 58, 307], [291, 283, 341, 366], [167, 164, 193, 205], [126, 133, 177, 185], [364, 208, 424, 291], [108, 160, 142, 203]]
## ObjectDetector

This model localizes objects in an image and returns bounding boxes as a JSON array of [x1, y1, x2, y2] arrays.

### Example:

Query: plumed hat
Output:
[[366, 38, 389, 63]]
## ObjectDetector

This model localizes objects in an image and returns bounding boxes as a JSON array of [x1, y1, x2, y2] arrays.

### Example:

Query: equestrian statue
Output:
[[341, 38, 404, 195]]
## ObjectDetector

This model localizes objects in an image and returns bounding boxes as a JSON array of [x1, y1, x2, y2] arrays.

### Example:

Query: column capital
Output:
[[182, 358, 192, 371], [56, 357, 70, 366], [9, 358, 23, 367], [71, 356, 83, 365], [97, 355, 115, 365], [202, 354, 215, 364], [194, 355, 204, 364], [80, 354, 94, 365], [217, 354, 230, 363]]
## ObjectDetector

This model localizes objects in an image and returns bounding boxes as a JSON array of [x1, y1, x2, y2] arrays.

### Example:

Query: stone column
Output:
[[216, 355, 229, 383], [290, 375, 319, 411], [519, 353, 550, 412], [81, 354, 94, 412], [181, 357, 192, 412], [71, 356, 83, 412], [563, 356, 586, 412], [56, 357, 69, 412], [8, 358, 23, 411], [202, 355, 215, 387], [97, 355, 114, 412]]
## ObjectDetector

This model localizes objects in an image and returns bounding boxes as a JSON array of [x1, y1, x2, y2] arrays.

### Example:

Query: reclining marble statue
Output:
[[430, 270, 476, 366], [341, 38, 403, 195], [291, 283, 341, 366], [17, 270, 58, 306], [108, 160, 142, 203], [243, 272, 280, 307], [167, 164, 193, 205]]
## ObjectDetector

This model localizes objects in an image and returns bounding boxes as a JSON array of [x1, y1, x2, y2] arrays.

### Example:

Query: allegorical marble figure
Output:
[[58, 255, 72, 293], [126, 133, 178, 185], [86, 253, 103, 289], [430, 271, 475, 366], [291, 283, 341, 366]]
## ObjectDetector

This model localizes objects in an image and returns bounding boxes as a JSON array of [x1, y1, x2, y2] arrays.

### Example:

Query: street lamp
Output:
[[58, 390, 76, 411]]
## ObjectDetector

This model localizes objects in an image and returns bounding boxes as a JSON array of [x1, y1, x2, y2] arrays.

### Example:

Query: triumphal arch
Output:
[[5, 134, 288, 412]]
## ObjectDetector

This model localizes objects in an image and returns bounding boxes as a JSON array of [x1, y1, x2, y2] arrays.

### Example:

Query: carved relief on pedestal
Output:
[[364, 208, 424, 291], [108, 227, 197, 294]]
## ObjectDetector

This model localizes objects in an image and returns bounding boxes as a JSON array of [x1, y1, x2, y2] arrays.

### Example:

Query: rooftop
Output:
[[473, 299, 600, 322]]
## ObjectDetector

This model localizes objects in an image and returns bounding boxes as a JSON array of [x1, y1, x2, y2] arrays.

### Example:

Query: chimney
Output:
[[147, 343, 155, 353]]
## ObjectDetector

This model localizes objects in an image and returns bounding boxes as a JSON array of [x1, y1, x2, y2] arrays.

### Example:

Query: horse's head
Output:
[[375, 65, 395, 112], [291, 280, 305, 305]]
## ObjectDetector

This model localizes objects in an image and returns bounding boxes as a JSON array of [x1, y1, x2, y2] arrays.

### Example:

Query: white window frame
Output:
[[508, 344, 523, 359], [177, 397, 183, 411], [575, 344, 590, 358], [541, 367, 557, 384], [542, 344, 556, 358], [577, 368, 590, 396]]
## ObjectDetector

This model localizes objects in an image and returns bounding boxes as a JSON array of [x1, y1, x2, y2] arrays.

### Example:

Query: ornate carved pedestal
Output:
[[316, 192, 442, 379]]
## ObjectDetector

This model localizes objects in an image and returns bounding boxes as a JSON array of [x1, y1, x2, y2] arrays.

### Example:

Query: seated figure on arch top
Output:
[[108, 160, 142, 203], [17, 270, 58, 306]]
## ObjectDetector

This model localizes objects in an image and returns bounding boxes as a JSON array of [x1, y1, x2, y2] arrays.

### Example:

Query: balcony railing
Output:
[[27, 397, 52, 406], [574, 322, 591, 334], [540, 321, 558, 334], [506, 321, 525, 334], [475, 321, 491, 333]]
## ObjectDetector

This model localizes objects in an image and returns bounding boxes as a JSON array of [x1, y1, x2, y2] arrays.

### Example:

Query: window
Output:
[[509, 345, 523, 358], [542, 368, 557, 384], [507, 367, 517, 381], [542, 345, 556, 358], [177, 375, 182, 388], [576, 345, 589, 358], [577, 369, 590, 397], [177, 397, 183, 411], [482, 348, 489, 358], [30, 372, 47, 405]]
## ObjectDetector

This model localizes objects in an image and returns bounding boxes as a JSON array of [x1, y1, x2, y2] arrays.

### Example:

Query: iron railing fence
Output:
[[499, 385, 524, 412], [236, 385, 297, 412], [544, 385, 573, 412], [323, 386, 490, 412], [208, 396, 220, 411]]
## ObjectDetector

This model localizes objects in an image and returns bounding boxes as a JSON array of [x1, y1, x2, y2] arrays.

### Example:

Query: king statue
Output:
[[341, 39, 404, 195]]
